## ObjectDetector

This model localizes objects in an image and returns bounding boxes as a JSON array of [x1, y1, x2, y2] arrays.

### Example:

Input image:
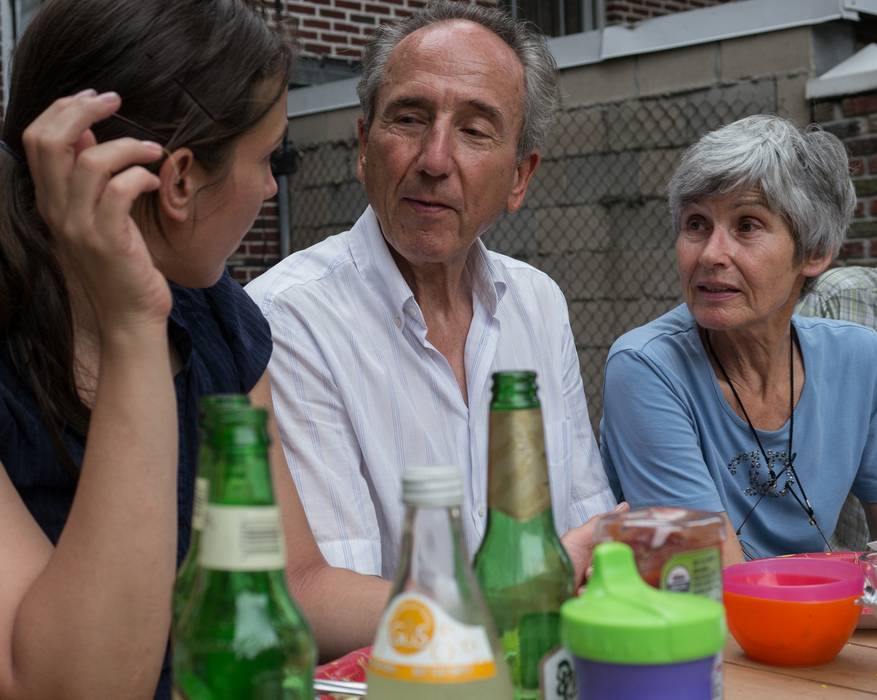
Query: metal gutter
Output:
[[287, 0, 866, 119], [807, 42, 877, 98]]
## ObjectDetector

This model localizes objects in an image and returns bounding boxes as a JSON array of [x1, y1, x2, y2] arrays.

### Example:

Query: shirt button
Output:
[[394, 316, 402, 329], [478, 506, 485, 517]]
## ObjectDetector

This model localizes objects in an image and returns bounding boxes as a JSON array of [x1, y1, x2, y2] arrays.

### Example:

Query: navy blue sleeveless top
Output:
[[0, 271, 272, 699]]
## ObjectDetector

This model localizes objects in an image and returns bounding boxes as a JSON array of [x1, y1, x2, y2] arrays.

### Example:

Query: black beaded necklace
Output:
[[704, 326, 832, 551]]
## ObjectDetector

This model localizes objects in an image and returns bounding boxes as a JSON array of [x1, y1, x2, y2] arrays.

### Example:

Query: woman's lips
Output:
[[696, 284, 740, 300]]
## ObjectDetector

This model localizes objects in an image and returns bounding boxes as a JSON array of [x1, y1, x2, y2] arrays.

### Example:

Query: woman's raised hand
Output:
[[22, 89, 171, 334]]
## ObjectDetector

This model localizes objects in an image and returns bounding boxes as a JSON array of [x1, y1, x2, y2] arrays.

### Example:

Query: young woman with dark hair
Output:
[[0, 1, 387, 697]]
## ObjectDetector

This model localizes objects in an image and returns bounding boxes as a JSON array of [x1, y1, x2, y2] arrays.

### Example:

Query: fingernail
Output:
[[141, 140, 163, 152], [75, 88, 97, 97], [98, 91, 120, 103], [614, 503, 626, 512]]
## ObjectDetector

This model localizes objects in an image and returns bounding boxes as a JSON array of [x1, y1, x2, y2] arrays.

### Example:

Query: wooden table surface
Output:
[[725, 630, 877, 698]]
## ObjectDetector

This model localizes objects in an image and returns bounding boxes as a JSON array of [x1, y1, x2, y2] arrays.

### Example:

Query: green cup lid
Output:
[[561, 542, 725, 665]]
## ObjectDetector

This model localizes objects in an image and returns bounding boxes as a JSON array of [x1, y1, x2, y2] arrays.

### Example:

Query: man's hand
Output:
[[562, 502, 629, 588]]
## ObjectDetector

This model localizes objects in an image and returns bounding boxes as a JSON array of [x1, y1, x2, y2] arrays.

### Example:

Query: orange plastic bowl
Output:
[[723, 558, 863, 667], [723, 591, 860, 666]]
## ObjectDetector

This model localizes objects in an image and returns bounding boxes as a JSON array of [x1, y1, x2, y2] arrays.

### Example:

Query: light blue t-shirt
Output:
[[600, 304, 877, 558]]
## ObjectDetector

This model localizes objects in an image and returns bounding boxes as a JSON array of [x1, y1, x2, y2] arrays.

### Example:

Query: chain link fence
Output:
[[285, 83, 777, 428]]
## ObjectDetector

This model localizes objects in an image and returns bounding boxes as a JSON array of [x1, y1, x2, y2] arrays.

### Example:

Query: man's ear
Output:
[[506, 151, 540, 214], [157, 148, 198, 223], [356, 117, 368, 185]]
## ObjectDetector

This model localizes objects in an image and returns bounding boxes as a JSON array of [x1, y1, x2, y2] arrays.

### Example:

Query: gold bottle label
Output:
[[488, 408, 550, 520]]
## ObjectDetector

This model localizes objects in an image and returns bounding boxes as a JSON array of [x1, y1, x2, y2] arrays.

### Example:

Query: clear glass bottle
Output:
[[173, 407, 315, 699], [173, 393, 250, 623], [474, 371, 577, 700], [367, 465, 513, 699]]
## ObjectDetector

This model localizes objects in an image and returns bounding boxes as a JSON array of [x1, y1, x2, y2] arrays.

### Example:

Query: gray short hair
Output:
[[356, 0, 558, 160], [668, 115, 856, 261]]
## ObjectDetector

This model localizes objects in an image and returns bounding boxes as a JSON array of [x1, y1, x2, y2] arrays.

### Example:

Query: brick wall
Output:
[[285, 0, 497, 63], [815, 95, 877, 266], [605, 0, 735, 26]]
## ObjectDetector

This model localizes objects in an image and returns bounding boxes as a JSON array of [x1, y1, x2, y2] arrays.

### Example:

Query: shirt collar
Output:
[[348, 206, 507, 321]]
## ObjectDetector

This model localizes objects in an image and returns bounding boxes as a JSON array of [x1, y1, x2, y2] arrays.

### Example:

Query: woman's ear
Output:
[[801, 250, 833, 280], [157, 148, 198, 223]]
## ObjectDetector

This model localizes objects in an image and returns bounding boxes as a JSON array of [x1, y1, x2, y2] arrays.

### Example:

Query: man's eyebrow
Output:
[[466, 99, 502, 120], [382, 96, 503, 121], [383, 96, 432, 113]]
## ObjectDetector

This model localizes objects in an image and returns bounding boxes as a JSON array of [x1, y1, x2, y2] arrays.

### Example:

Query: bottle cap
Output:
[[402, 465, 463, 507], [561, 542, 725, 665]]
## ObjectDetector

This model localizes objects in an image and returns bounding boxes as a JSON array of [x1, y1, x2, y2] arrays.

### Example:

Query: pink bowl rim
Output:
[[723, 557, 864, 601]]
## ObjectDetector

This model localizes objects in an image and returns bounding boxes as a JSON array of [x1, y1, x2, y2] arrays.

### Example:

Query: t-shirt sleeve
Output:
[[600, 348, 725, 512], [207, 271, 273, 393]]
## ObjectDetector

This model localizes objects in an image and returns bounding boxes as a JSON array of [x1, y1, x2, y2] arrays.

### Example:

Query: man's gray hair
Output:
[[356, 0, 558, 160], [669, 114, 856, 261]]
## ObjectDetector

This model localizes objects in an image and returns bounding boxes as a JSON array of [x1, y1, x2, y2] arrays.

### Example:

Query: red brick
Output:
[[319, 8, 345, 18], [336, 0, 362, 9], [365, 3, 391, 13], [304, 42, 332, 54], [813, 101, 837, 123], [856, 201, 865, 217], [303, 18, 331, 29], [297, 29, 318, 39], [350, 13, 376, 24], [351, 36, 371, 45], [843, 95, 877, 117], [851, 157, 866, 177], [846, 136, 877, 156], [321, 32, 350, 43], [870, 199, 877, 217], [869, 155, 877, 173], [288, 3, 316, 15], [334, 22, 361, 33], [335, 47, 363, 58], [840, 240, 866, 260]]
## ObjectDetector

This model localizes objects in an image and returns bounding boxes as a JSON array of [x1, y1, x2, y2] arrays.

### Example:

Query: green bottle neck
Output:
[[209, 449, 275, 506]]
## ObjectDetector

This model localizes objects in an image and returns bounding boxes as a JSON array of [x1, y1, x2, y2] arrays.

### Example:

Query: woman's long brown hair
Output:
[[0, 0, 293, 473]]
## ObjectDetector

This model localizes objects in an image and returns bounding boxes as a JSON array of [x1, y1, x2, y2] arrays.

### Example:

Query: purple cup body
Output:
[[574, 655, 715, 700]]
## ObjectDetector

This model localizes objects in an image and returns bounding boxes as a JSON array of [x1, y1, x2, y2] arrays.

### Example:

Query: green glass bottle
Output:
[[474, 371, 577, 700], [174, 393, 250, 623], [173, 407, 316, 699]]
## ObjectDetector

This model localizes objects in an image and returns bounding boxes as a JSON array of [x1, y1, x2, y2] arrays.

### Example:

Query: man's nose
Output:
[[416, 122, 453, 177]]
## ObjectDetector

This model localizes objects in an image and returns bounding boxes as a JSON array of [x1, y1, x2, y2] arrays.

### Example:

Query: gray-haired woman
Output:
[[600, 114, 877, 564]]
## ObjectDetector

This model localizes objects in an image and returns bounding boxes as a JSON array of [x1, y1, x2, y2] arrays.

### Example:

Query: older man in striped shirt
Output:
[[247, 1, 617, 583]]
